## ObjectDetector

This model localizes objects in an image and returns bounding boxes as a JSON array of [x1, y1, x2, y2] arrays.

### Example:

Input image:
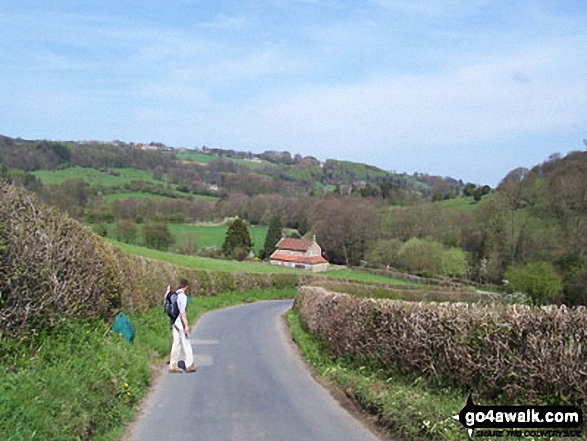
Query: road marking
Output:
[[192, 339, 219, 345], [194, 354, 214, 366]]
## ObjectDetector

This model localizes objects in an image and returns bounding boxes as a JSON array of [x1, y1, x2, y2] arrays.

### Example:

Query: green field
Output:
[[177, 150, 268, 170], [321, 269, 410, 284], [108, 240, 305, 274], [170, 224, 268, 252], [107, 238, 415, 285], [33, 166, 159, 186], [102, 192, 219, 202], [106, 223, 268, 253], [437, 194, 493, 212], [176, 151, 220, 164], [102, 192, 177, 202]]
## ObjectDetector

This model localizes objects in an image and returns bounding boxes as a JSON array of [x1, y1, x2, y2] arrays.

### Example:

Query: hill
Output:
[[2, 134, 586, 306], [0, 134, 469, 200]]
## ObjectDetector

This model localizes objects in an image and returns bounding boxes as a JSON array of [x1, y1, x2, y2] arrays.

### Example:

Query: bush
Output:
[[395, 238, 468, 277], [199, 246, 224, 259], [142, 221, 173, 251], [364, 239, 402, 268], [115, 219, 138, 244], [504, 262, 563, 304], [439, 247, 468, 277], [397, 238, 443, 273]]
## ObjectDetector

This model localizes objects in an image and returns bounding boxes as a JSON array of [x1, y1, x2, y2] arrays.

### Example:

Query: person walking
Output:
[[166, 278, 197, 373]]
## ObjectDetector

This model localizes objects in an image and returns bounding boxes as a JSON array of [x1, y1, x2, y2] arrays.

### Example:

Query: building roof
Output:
[[275, 238, 315, 252], [270, 252, 328, 265]]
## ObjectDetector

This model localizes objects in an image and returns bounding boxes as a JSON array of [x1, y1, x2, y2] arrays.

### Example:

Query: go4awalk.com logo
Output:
[[453, 393, 584, 438]]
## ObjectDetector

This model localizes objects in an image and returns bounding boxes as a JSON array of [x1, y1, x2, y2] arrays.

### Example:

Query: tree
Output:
[[463, 183, 477, 197], [431, 179, 453, 201], [365, 239, 402, 268], [310, 198, 379, 266], [546, 161, 587, 252], [497, 167, 530, 259], [262, 215, 283, 260], [504, 262, 562, 304], [222, 218, 253, 258], [143, 222, 173, 251], [115, 220, 138, 244]]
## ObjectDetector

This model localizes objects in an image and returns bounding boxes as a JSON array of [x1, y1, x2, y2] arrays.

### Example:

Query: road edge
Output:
[[279, 310, 399, 441]]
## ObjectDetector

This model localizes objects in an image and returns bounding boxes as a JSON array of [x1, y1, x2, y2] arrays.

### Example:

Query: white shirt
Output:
[[174, 288, 188, 328]]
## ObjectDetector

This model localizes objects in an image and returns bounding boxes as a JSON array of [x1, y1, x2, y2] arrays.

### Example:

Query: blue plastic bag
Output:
[[112, 311, 136, 343]]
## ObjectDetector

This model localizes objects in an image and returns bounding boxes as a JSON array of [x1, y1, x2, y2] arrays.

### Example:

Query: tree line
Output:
[[2, 134, 585, 305]]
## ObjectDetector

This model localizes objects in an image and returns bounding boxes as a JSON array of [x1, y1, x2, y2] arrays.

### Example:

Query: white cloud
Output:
[[199, 14, 248, 30], [236, 35, 587, 152]]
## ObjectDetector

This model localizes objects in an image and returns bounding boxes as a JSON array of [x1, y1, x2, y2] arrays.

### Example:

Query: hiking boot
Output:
[[186, 364, 197, 373], [169, 366, 184, 374]]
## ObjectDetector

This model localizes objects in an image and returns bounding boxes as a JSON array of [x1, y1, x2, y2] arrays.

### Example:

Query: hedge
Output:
[[0, 183, 304, 343], [308, 279, 485, 303], [294, 286, 587, 404]]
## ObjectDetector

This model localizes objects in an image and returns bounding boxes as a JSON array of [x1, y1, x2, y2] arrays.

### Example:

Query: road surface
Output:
[[127, 299, 380, 441]]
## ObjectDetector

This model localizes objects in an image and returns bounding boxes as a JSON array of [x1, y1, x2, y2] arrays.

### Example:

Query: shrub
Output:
[[115, 219, 138, 244], [439, 247, 468, 277], [504, 262, 563, 304], [199, 246, 224, 259], [142, 221, 173, 251], [397, 238, 443, 273], [364, 238, 402, 268], [93, 223, 108, 237], [395, 238, 468, 277], [176, 232, 198, 256]]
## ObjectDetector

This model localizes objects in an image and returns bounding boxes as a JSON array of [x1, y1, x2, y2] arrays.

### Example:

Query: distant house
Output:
[[270, 236, 329, 272]]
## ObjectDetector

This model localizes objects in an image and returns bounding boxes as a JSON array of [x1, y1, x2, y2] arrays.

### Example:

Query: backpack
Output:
[[164, 291, 180, 323]]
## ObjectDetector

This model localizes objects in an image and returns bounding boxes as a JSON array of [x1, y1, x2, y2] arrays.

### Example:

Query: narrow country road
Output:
[[127, 300, 380, 441]]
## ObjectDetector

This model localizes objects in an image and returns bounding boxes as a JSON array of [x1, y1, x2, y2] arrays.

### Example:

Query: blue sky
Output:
[[1, 1, 585, 186]]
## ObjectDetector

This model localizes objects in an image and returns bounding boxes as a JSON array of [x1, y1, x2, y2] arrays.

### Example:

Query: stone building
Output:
[[269, 236, 329, 272]]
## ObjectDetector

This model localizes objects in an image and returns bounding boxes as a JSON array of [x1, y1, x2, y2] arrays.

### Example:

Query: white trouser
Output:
[[170, 322, 194, 369]]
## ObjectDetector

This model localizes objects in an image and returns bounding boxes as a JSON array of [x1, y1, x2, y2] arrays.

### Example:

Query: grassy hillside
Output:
[[169, 224, 268, 252], [106, 239, 414, 286], [176, 151, 221, 164], [33, 166, 157, 186], [436, 194, 493, 212], [105, 223, 268, 253]]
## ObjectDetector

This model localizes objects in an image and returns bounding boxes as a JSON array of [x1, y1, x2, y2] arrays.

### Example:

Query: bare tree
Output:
[[496, 167, 530, 261], [309, 198, 380, 266], [546, 161, 587, 251]]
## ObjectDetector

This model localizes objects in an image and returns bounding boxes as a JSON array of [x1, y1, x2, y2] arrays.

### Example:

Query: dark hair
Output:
[[179, 278, 189, 289]]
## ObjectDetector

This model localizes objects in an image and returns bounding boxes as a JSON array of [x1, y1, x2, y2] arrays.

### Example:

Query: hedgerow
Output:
[[0, 182, 303, 344], [294, 286, 587, 404]]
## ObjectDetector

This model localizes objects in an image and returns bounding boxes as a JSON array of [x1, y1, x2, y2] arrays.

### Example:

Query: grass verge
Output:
[[0, 288, 296, 441], [285, 309, 470, 441]]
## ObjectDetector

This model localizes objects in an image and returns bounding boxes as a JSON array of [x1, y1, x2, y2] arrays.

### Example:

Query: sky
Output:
[[0, 1, 586, 186]]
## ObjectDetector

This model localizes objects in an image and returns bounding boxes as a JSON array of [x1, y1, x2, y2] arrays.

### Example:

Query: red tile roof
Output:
[[270, 252, 328, 265], [275, 238, 314, 252]]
